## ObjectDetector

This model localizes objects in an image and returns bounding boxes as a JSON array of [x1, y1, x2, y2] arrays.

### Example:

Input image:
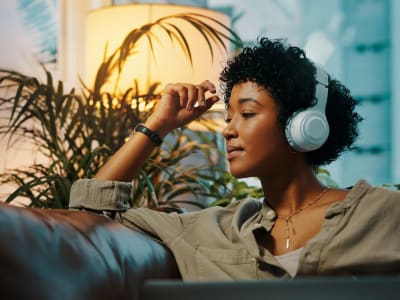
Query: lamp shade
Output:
[[85, 4, 231, 95]]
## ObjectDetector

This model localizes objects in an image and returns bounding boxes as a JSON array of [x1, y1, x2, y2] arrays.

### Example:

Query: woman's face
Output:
[[223, 81, 293, 179]]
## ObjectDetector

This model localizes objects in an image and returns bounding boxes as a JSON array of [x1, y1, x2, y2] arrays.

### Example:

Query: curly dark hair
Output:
[[219, 37, 363, 166]]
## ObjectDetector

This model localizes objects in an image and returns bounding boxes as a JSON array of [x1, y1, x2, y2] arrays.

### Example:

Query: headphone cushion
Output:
[[285, 110, 329, 152]]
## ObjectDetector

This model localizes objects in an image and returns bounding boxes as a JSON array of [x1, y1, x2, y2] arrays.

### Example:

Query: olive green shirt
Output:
[[69, 179, 400, 280]]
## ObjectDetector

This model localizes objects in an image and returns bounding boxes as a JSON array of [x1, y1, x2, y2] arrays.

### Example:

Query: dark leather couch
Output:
[[0, 203, 181, 300]]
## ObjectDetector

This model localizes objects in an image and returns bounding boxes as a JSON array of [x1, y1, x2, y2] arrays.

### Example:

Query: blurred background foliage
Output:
[[0, 12, 244, 209]]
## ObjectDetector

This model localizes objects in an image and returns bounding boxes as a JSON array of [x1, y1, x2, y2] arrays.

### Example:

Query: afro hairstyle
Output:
[[219, 37, 363, 166]]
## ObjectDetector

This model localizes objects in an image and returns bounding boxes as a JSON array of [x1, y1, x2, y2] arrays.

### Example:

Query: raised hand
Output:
[[94, 80, 220, 181], [145, 80, 220, 136]]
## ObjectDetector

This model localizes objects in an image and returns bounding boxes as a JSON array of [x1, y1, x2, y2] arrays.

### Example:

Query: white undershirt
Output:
[[274, 247, 304, 277]]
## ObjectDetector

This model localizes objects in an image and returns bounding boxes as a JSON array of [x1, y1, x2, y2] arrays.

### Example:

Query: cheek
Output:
[[248, 123, 287, 148]]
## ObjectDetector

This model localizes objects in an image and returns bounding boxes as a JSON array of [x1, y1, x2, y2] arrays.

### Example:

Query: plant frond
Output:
[[0, 11, 242, 209]]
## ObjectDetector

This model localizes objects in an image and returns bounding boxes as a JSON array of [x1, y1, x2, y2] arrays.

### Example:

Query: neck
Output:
[[259, 165, 326, 216]]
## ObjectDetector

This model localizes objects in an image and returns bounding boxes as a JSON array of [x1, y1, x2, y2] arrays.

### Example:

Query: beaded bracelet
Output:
[[134, 123, 163, 146]]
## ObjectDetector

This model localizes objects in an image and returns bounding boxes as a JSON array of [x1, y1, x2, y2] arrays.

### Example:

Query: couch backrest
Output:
[[0, 203, 181, 300]]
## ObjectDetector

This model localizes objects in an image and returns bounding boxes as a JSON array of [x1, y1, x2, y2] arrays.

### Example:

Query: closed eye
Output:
[[242, 112, 256, 119]]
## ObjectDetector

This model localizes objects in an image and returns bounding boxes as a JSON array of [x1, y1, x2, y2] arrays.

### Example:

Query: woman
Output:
[[70, 38, 400, 279]]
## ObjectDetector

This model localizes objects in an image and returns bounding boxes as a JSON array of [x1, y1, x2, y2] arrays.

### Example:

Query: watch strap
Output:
[[134, 123, 163, 146]]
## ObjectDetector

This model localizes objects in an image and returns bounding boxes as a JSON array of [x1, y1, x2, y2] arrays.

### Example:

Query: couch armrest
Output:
[[0, 203, 180, 300]]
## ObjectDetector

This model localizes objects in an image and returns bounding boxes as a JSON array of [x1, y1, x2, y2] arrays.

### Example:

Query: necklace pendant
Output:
[[285, 238, 290, 249]]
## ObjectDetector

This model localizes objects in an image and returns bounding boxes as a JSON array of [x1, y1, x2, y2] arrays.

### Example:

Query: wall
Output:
[[391, 0, 400, 184]]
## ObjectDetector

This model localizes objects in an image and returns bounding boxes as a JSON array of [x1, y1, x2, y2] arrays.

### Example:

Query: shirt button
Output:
[[251, 257, 257, 262], [266, 210, 276, 219]]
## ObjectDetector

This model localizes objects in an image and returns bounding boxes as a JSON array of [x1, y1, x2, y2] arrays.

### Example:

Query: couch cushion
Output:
[[0, 203, 180, 300]]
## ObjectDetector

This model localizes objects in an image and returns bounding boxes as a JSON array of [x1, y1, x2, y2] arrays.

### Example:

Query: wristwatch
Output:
[[134, 123, 163, 146]]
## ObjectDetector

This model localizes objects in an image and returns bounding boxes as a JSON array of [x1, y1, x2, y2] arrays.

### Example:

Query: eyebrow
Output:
[[238, 98, 262, 105]]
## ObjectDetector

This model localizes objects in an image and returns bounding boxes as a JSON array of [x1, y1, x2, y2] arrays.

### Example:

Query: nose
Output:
[[222, 121, 237, 141]]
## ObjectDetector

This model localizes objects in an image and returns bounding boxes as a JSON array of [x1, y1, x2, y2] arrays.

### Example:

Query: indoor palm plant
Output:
[[0, 11, 243, 209]]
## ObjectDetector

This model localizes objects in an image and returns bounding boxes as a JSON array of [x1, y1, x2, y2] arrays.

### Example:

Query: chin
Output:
[[228, 167, 252, 179]]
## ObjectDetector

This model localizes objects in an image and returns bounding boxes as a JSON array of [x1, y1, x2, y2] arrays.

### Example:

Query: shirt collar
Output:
[[234, 198, 276, 238]]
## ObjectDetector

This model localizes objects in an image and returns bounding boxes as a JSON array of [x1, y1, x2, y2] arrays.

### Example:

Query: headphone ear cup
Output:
[[285, 110, 329, 152], [286, 64, 330, 152]]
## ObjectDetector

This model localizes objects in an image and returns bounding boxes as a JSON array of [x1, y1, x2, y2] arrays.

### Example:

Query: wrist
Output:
[[144, 117, 172, 138], [134, 123, 163, 146]]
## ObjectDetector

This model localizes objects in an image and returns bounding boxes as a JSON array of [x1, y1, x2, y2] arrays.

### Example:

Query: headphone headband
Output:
[[313, 65, 329, 112]]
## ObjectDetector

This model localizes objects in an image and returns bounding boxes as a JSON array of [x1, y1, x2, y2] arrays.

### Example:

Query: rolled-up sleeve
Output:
[[69, 178, 131, 211], [69, 178, 184, 242]]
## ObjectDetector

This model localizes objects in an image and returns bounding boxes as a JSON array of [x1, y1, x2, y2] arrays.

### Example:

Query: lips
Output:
[[226, 145, 243, 160]]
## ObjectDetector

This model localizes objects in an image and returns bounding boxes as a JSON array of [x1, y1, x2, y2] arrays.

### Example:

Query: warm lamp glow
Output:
[[85, 4, 231, 95]]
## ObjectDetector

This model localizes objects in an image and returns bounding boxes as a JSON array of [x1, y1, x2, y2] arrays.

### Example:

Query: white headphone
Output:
[[285, 65, 330, 152]]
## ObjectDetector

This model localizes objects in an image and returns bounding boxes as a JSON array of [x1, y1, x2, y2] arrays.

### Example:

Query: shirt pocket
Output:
[[195, 246, 256, 280]]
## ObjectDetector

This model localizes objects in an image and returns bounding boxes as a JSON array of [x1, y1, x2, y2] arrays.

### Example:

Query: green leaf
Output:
[[0, 12, 243, 209]]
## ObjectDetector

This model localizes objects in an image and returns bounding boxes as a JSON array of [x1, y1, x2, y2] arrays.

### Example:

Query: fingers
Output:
[[186, 85, 198, 110], [191, 95, 220, 116], [201, 80, 217, 94], [164, 80, 218, 111]]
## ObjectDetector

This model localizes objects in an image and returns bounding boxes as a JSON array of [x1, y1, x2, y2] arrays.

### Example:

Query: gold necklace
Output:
[[276, 187, 329, 249]]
